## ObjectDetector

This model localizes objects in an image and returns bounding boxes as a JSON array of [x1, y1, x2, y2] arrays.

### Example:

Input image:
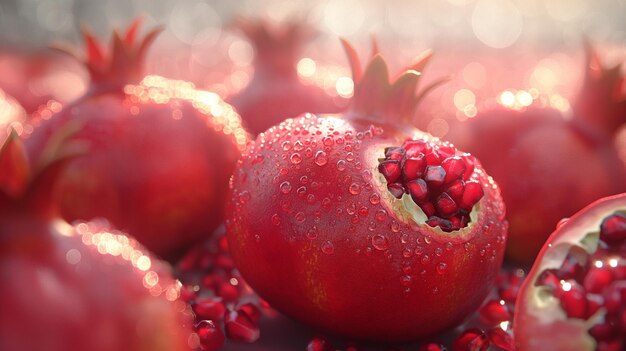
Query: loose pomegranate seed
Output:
[[452, 328, 489, 351], [377, 139, 484, 231], [600, 213, 626, 245], [196, 320, 225, 351], [306, 336, 330, 351], [479, 299, 511, 325], [237, 302, 261, 323], [419, 342, 447, 351], [217, 282, 240, 303], [224, 309, 260, 343], [193, 297, 226, 321], [486, 327, 513, 351]]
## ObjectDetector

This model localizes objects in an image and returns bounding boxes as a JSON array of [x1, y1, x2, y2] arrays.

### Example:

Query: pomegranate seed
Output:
[[557, 281, 589, 319], [403, 155, 426, 180], [224, 309, 260, 343], [603, 281, 626, 314], [385, 146, 405, 160], [387, 183, 406, 199], [597, 340, 624, 351], [556, 249, 587, 282], [600, 213, 626, 245], [584, 266, 615, 293], [479, 299, 511, 325], [589, 321, 616, 341], [180, 285, 198, 302], [445, 179, 465, 201], [196, 320, 225, 351], [452, 328, 489, 351], [215, 253, 235, 270], [442, 157, 466, 183], [460, 155, 475, 180], [378, 160, 401, 183], [306, 336, 330, 351], [407, 179, 429, 202], [420, 201, 436, 217], [425, 151, 443, 165], [237, 302, 261, 323], [419, 342, 447, 351], [427, 216, 453, 232], [425, 165, 446, 187], [536, 269, 560, 290], [435, 193, 458, 218], [459, 181, 483, 210], [438, 144, 456, 159], [193, 298, 226, 321], [486, 327, 514, 351], [404, 140, 429, 157], [217, 282, 240, 303]]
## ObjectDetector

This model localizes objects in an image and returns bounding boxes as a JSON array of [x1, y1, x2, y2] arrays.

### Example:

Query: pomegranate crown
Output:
[[342, 39, 445, 124], [59, 18, 162, 93], [232, 16, 316, 75], [573, 41, 626, 135]]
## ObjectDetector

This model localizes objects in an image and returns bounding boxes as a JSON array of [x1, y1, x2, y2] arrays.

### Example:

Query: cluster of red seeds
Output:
[[377, 139, 484, 232], [176, 230, 264, 351], [536, 213, 626, 350]]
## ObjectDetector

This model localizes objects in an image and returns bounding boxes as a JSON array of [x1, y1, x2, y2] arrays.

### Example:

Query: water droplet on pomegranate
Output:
[[321, 241, 334, 255], [271, 214, 281, 226], [391, 221, 400, 232], [293, 141, 304, 151], [369, 193, 380, 204], [401, 275, 412, 286], [295, 212, 306, 223], [307, 227, 318, 240], [437, 262, 448, 274], [361, 169, 372, 181], [314, 150, 328, 166], [322, 136, 334, 146], [336, 160, 347, 171], [401, 234, 409, 243], [300, 175, 309, 184], [280, 181, 292, 194], [372, 234, 389, 250], [349, 183, 361, 195], [421, 255, 431, 264], [290, 153, 302, 164], [402, 248, 413, 258], [282, 141, 292, 151], [424, 236, 432, 244]]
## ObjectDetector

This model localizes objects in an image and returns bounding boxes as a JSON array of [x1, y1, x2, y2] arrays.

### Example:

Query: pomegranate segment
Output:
[[515, 194, 626, 351], [378, 139, 483, 232]]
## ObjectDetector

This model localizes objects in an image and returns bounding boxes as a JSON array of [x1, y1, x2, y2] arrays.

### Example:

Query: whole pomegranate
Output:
[[226, 40, 507, 342], [0, 130, 194, 351], [514, 193, 626, 351], [24, 20, 249, 260], [227, 17, 342, 135], [446, 44, 626, 263]]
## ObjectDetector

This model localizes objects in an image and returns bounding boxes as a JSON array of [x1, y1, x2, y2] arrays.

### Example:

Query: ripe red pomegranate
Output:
[[225, 40, 507, 342], [514, 193, 626, 351], [0, 130, 194, 351], [446, 44, 626, 263], [226, 17, 342, 135], [24, 20, 249, 259]]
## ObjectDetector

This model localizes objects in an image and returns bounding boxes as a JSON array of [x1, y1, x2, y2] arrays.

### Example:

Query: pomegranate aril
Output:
[[425, 151, 443, 165], [597, 340, 624, 351], [196, 320, 225, 351], [442, 157, 466, 184], [486, 327, 514, 351], [557, 249, 588, 282], [385, 146, 405, 160], [600, 213, 626, 245], [460, 155, 475, 180], [407, 179, 428, 202], [536, 269, 560, 289], [584, 266, 615, 293], [419, 342, 447, 351], [420, 201, 436, 218], [306, 336, 331, 351], [557, 282, 589, 319], [459, 181, 483, 210], [479, 299, 511, 325], [427, 216, 454, 232], [435, 193, 458, 218], [603, 281, 626, 314], [379, 160, 401, 183], [438, 145, 456, 159], [193, 298, 227, 321], [589, 321, 617, 341], [217, 282, 240, 303], [452, 328, 489, 351], [425, 166, 446, 187], [445, 179, 465, 201], [237, 302, 261, 323], [387, 183, 405, 199], [404, 140, 429, 157], [224, 309, 260, 343], [403, 155, 426, 180]]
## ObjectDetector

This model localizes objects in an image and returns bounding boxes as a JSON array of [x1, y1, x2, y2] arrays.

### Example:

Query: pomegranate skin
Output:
[[226, 112, 507, 342], [447, 106, 626, 263], [514, 193, 626, 351]]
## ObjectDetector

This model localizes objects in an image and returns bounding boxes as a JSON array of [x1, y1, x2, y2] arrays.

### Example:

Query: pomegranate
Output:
[[0, 130, 194, 351], [446, 44, 626, 263], [227, 17, 342, 135], [514, 193, 626, 351], [24, 20, 249, 259], [225, 40, 507, 342]]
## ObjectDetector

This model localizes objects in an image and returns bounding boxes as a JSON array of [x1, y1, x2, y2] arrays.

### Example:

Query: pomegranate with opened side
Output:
[[515, 193, 626, 351], [226, 40, 507, 342]]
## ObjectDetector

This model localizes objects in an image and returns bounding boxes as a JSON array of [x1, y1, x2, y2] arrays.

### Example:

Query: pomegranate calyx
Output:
[[377, 138, 483, 232], [57, 18, 161, 95], [341, 39, 445, 124]]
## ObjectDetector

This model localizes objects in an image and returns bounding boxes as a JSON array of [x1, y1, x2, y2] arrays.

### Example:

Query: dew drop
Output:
[[321, 241, 334, 255], [314, 150, 328, 166], [306, 194, 316, 204], [369, 193, 380, 205], [358, 207, 369, 216], [282, 141, 292, 151], [306, 227, 318, 240], [435, 247, 443, 257], [367, 221, 377, 231], [349, 183, 361, 195], [290, 153, 302, 164], [321, 197, 331, 209], [424, 236, 432, 244], [336, 160, 347, 171], [346, 152, 355, 162], [280, 181, 292, 194], [437, 262, 448, 274], [401, 234, 409, 244], [295, 212, 306, 223], [299, 175, 309, 184], [402, 248, 413, 258], [254, 234, 261, 242], [293, 141, 304, 151], [322, 136, 334, 146], [271, 214, 281, 226], [372, 234, 389, 251], [279, 168, 289, 175], [297, 186, 307, 196], [361, 169, 372, 181], [390, 221, 400, 232]]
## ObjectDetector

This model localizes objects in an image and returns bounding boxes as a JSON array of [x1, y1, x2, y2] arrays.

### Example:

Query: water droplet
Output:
[[358, 207, 369, 216], [295, 212, 306, 223], [314, 150, 328, 166], [401, 234, 409, 244], [279, 168, 289, 175], [271, 214, 281, 226], [361, 169, 372, 181], [322, 136, 334, 146], [414, 246, 424, 256], [321, 241, 334, 255], [280, 181, 292, 194], [306, 194, 316, 204], [346, 152, 355, 161], [368, 221, 376, 231], [336, 160, 347, 171], [306, 227, 318, 240], [464, 242, 472, 251], [299, 175, 309, 184], [435, 247, 443, 256], [390, 221, 400, 232], [372, 234, 389, 251], [424, 236, 432, 244], [369, 193, 380, 205], [321, 197, 331, 209], [297, 186, 307, 196], [293, 141, 304, 151], [421, 255, 431, 264], [282, 141, 292, 151], [437, 262, 448, 274], [290, 153, 302, 164], [401, 275, 412, 286], [349, 183, 361, 195], [238, 191, 251, 204], [402, 248, 413, 258], [254, 234, 261, 242], [336, 137, 344, 144]]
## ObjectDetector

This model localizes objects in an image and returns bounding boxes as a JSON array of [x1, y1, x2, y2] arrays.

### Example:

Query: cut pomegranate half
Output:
[[515, 193, 626, 351]]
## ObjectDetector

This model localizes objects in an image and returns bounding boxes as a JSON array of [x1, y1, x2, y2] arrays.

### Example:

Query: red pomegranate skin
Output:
[[227, 18, 342, 135], [446, 46, 626, 264], [24, 23, 249, 259], [0, 133, 194, 351], [514, 193, 626, 351], [226, 43, 507, 342]]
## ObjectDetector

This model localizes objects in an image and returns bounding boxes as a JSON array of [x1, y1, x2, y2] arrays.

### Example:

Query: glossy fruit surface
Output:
[[0, 131, 194, 351], [24, 21, 248, 259], [227, 18, 342, 135], [446, 45, 626, 263], [226, 40, 507, 342], [515, 193, 626, 351]]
